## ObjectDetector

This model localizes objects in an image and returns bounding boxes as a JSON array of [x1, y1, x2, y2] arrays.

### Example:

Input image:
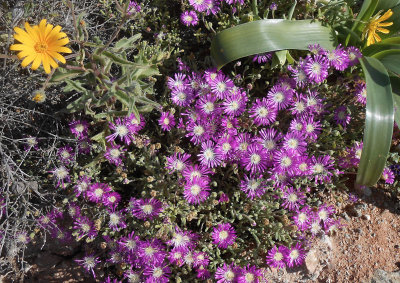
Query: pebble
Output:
[[355, 228, 363, 235], [371, 233, 376, 237], [341, 212, 351, 221], [362, 214, 371, 221], [363, 187, 372, 197]]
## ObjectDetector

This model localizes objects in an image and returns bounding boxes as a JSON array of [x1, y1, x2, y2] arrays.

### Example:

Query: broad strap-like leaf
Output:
[[210, 19, 336, 69], [362, 37, 400, 56], [375, 0, 400, 12], [390, 75, 400, 128], [371, 49, 400, 75], [357, 57, 394, 186]]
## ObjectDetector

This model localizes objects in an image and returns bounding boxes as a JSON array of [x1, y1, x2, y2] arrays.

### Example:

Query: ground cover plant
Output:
[[0, 0, 400, 282]]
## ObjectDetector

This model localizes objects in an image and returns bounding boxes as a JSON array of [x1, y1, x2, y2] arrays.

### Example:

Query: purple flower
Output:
[[249, 98, 277, 126], [67, 202, 81, 218], [106, 118, 134, 145], [269, 2, 277, 10], [24, 136, 39, 151], [103, 191, 121, 208], [347, 46, 362, 66], [334, 106, 351, 127], [221, 91, 247, 117], [281, 187, 306, 211], [252, 52, 273, 64], [143, 264, 171, 283], [74, 175, 91, 198], [237, 264, 262, 283], [198, 141, 222, 168], [15, 231, 30, 245], [58, 145, 74, 165], [273, 149, 298, 176], [317, 204, 335, 222], [382, 167, 395, 184], [355, 81, 367, 105], [167, 227, 198, 249], [304, 55, 329, 84], [126, 113, 145, 133], [189, 0, 211, 12], [186, 119, 210, 145], [293, 206, 311, 231], [182, 163, 212, 182], [216, 135, 237, 161], [267, 85, 293, 110], [235, 133, 253, 158], [212, 223, 236, 249], [193, 251, 209, 268], [119, 231, 140, 253], [75, 254, 100, 278], [181, 11, 199, 26], [196, 93, 220, 117], [241, 143, 268, 174], [215, 262, 240, 283], [73, 216, 98, 239], [137, 238, 166, 266], [124, 269, 141, 283], [288, 60, 309, 88], [326, 44, 350, 71], [308, 44, 325, 55], [257, 128, 281, 152], [301, 115, 322, 141], [210, 74, 235, 99], [50, 166, 70, 188], [107, 208, 127, 231], [168, 247, 185, 266], [183, 176, 210, 204], [266, 245, 289, 269], [130, 198, 163, 220], [286, 242, 306, 267], [87, 183, 112, 203], [167, 73, 189, 91], [78, 138, 91, 154], [311, 155, 335, 182], [166, 152, 191, 172], [104, 143, 126, 166], [282, 132, 307, 155], [240, 174, 266, 199], [205, 0, 221, 15], [69, 120, 89, 140], [127, 0, 141, 14]]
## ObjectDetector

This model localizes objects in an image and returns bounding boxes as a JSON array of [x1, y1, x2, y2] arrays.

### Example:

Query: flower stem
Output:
[[252, 0, 259, 18]]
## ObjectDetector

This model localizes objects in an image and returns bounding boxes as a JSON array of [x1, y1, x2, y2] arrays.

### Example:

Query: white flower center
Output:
[[229, 101, 239, 111], [298, 213, 307, 223], [306, 124, 314, 133], [281, 156, 292, 167], [55, 167, 68, 179], [287, 138, 298, 149], [274, 252, 283, 261], [163, 118, 170, 125], [245, 273, 255, 282], [94, 188, 103, 198], [313, 163, 324, 174], [224, 270, 235, 281], [82, 224, 90, 233], [109, 213, 120, 225], [204, 102, 214, 112], [110, 148, 121, 158], [204, 149, 215, 160], [222, 142, 231, 152], [219, 230, 228, 240], [290, 250, 299, 260], [177, 91, 187, 101], [288, 193, 298, 202], [145, 246, 155, 256], [75, 124, 84, 132], [318, 210, 328, 220], [116, 125, 128, 136], [264, 140, 275, 150], [194, 125, 204, 136], [295, 101, 305, 112], [216, 82, 227, 92], [184, 15, 193, 22], [153, 267, 163, 278], [257, 107, 269, 117], [142, 204, 153, 214], [311, 62, 321, 74], [274, 92, 284, 103], [191, 184, 201, 196], [250, 153, 261, 164], [299, 163, 308, 172]]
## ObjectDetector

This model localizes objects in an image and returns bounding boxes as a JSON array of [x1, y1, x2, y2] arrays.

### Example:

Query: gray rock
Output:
[[363, 187, 372, 197], [305, 249, 319, 274], [369, 269, 400, 283]]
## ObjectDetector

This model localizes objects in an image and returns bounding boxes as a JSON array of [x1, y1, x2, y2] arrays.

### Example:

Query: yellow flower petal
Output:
[[376, 27, 390, 34], [42, 54, 51, 74], [47, 51, 66, 64], [378, 22, 393, 27], [10, 44, 27, 51], [51, 37, 69, 47], [14, 33, 35, 46], [17, 48, 35, 59], [49, 46, 72, 53], [47, 55, 59, 69], [24, 22, 39, 42], [21, 54, 36, 67], [373, 32, 382, 43], [377, 9, 393, 22], [31, 54, 43, 70]]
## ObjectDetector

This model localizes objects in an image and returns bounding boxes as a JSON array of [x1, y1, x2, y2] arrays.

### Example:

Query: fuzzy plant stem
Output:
[[252, 0, 259, 18]]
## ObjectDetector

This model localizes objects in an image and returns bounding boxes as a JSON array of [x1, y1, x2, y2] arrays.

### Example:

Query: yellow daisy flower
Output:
[[10, 19, 72, 74], [363, 9, 393, 46]]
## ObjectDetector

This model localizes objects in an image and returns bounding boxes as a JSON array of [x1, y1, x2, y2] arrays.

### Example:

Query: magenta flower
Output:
[[126, 113, 145, 133], [167, 73, 189, 91], [215, 262, 240, 283], [137, 238, 166, 266], [183, 176, 210, 204], [193, 251, 209, 268], [127, 0, 141, 14], [301, 115, 322, 141], [249, 98, 277, 126], [143, 264, 171, 283], [288, 59, 309, 88], [196, 93, 220, 117], [308, 43, 325, 55], [293, 206, 311, 231], [286, 242, 306, 267], [181, 11, 199, 26], [304, 54, 329, 83], [334, 106, 351, 127], [210, 73, 235, 99], [182, 163, 212, 182], [347, 46, 362, 66], [237, 264, 262, 283], [104, 143, 126, 166], [24, 136, 39, 151], [282, 187, 306, 211], [382, 167, 395, 184], [87, 183, 112, 203], [166, 152, 191, 173], [282, 132, 307, 155], [130, 198, 163, 220], [326, 44, 350, 71], [74, 175, 91, 198], [240, 174, 266, 199], [267, 85, 293, 110], [235, 132, 253, 158], [241, 143, 268, 174], [317, 204, 335, 222], [273, 149, 298, 176], [67, 202, 81, 218], [73, 216, 98, 239], [212, 223, 236, 249], [75, 254, 100, 278], [221, 91, 247, 117], [266, 245, 289, 269], [311, 155, 335, 182], [69, 120, 89, 140], [355, 81, 367, 105], [159, 111, 176, 131], [107, 208, 127, 231], [205, 0, 221, 15], [257, 128, 281, 152], [103, 191, 121, 208], [171, 87, 194, 107], [216, 135, 237, 161], [189, 0, 211, 12], [57, 145, 74, 165], [168, 247, 185, 266], [253, 52, 272, 64], [186, 119, 210, 145], [198, 140, 222, 168], [106, 118, 133, 145], [50, 166, 70, 188], [167, 227, 198, 249]]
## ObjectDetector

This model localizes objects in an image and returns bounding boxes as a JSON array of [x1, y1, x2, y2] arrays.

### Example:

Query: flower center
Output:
[[34, 42, 48, 53], [224, 270, 235, 280], [265, 140, 275, 150], [75, 124, 84, 132], [55, 167, 68, 178], [205, 102, 214, 112], [191, 184, 201, 196], [306, 124, 314, 133], [110, 149, 121, 158], [217, 82, 227, 92], [274, 92, 284, 103], [177, 91, 186, 101], [109, 196, 116, 203], [288, 139, 298, 149], [298, 213, 307, 223], [153, 268, 163, 278], [229, 101, 239, 111], [145, 246, 155, 256], [116, 125, 128, 136], [142, 204, 153, 214], [281, 156, 292, 167], [245, 273, 255, 282], [274, 252, 283, 261], [81, 224, 90, 233], [222, 142, 231, 152], [313, 163, 324, 174], [250, 153, 261, 164], [219, 230, 228, 240], [94, 188, 103, 197], [311, 62, 321, 74], [110, 213, 120, 225], [288, 193, 298, 202], [163, 118, 170, 125], [184, 15, 193, 22], [257, 107, 269, 117], [204, 149, 215, 160], [290, 250, 299, 260], [194, 125, 204, 136]]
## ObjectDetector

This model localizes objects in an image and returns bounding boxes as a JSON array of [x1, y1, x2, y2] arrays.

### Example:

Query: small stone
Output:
[[341, 212, 351, 221], [305, 249, 319, 274], [362, 214, 371, 221], [371, 233, 376, 237], [363, 187, 372, 197], [355, 228, 363, 235], [370, 269, 400, 283]]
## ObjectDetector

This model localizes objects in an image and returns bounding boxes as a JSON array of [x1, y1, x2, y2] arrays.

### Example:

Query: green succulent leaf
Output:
[[211, 19, 336, 69], [356, 56, 394, 186], [371, 49, 400, 75], [50, 69, 85, 82], [362, 37, 400, 56], [390, 76, 400, 129], [113, 34, 141, 52]]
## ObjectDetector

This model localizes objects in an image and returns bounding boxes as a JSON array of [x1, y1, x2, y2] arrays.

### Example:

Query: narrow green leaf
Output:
[[103, 51, 136, 65], [211, 19, 336, 69], [390, 76, 400, 128], [50, 69, 84, 82], [113, 34, 141, 51], [114, 90, 129, 106], [371, 49, 400, 75], [356, 57, 394, 186], [288, 0, 297, 20], [64, 79, 87, 93]]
